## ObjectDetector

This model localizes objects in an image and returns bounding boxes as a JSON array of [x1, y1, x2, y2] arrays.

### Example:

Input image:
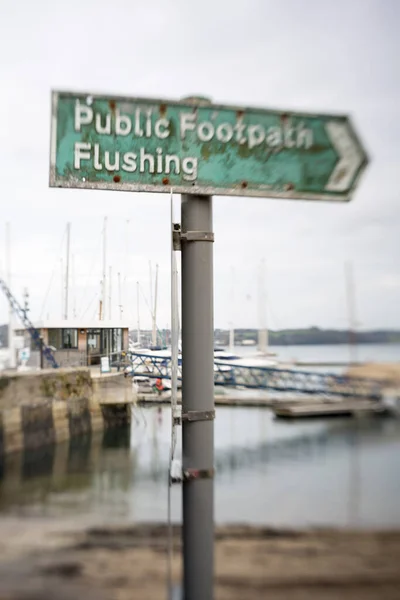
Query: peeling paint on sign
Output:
[[50, 92, 368, 202]]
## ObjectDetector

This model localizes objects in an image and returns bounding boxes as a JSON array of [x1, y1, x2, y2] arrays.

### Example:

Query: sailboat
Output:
[[214, 260, 278, 368]]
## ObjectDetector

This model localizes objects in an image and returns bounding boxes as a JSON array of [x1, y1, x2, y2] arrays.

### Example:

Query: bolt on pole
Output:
[[181, 193, 215, 600]]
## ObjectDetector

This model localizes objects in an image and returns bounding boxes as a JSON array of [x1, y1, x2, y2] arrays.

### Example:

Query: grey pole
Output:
[[40, 336, 44, 370], [181, 193, 214, 600]]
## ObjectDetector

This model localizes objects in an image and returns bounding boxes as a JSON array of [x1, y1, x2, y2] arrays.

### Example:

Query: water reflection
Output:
[[0, 406, 400, 528]]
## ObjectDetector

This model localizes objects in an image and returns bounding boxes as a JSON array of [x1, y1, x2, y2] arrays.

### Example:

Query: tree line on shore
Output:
[[214, 327, 400, 346], [2, 324, 399, 350]]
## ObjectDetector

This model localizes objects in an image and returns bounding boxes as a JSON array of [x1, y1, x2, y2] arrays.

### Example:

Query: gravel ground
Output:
[[1, 522, 400, 599]]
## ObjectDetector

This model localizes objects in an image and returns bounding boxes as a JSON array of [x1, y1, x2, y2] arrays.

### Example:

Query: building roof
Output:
[[16, 320, 131, 330]]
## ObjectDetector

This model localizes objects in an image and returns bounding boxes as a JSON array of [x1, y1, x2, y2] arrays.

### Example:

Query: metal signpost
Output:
[[49, 91, 368, 600]]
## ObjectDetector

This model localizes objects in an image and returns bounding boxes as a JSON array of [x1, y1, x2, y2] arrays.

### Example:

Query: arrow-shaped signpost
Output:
[[325, 121, 366, 193], [50, 93, 368, 202], [49, 93, 369, 600]]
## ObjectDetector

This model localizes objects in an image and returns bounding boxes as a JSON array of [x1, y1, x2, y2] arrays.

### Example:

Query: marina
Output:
[[0, 5, 399, 596]]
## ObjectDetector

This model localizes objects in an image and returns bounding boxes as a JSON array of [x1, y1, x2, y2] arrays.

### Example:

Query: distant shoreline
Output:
[[2, 323, 400, 350], [215, 328, 400, 347]]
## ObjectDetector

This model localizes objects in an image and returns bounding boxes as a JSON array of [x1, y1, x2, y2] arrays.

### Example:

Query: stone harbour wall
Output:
[[0, 369, 132, 457]]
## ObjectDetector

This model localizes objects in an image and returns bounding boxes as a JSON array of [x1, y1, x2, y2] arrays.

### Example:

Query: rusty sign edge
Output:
[[50, 89, 353, 121], [49, 171, 355, 203]]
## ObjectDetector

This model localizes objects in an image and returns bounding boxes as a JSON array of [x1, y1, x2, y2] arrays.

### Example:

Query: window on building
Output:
[[100, 329, 110, 355], [48, 329, 78, 350], [48, 329, 62, 350], [62, 329, 78, 349], [112, 328, 123, 353], [87, 330, 100, 354]]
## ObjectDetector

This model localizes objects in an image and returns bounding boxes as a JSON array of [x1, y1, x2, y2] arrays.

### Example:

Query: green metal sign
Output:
[[50, 92, 368, 202]]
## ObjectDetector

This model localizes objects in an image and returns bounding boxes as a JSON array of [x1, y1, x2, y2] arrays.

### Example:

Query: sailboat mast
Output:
[[345, 260, 358, 364], [102, 217, 107, 321], [118, 272, 123, 320], [5, 223, 16, 368], [124, 219, 129, 318], [229, 266, 235, 352], [98, 279, 103, 320], [136, 281, 141, 345], [108, 266, 112, 320], [64, 222, 71, 320], [60, 258, 64, 320], [257, 259, 268, 354], [72, 253, 77, 318], [152, 264, 159, 346], [149, 260, 153, 320]]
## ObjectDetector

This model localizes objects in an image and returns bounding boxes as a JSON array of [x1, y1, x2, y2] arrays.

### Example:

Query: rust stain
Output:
[[109, 100, 116, 111], [162, 177, 170, 185], [159, 104, 166, 116], [241, 181, 248, 189], [113, 175, 121, 183], [281, 113, 289, 122], [237, 110, 244, 118], [285, 182, 294, 191], [334, 168, 347, 182], [201, 145, 211, 160]]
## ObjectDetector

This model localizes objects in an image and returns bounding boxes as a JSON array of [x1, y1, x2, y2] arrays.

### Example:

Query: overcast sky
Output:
[[0, 0, 399, 331]]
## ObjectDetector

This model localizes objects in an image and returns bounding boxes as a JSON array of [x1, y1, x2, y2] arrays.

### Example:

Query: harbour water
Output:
[[0, 343, 399, 530]]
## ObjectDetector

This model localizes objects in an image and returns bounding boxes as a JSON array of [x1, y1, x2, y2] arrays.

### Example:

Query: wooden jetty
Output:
[[135, 393, 389, 416], [136, 392, 314, 408], [272, 399, 388, 419]]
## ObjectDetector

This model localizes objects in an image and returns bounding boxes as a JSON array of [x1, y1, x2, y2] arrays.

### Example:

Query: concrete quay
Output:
[[0, 368, 133, 457]]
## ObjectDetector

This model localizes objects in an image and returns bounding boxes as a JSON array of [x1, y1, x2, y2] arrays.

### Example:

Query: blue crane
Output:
[[0, 277, 59, 369]]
